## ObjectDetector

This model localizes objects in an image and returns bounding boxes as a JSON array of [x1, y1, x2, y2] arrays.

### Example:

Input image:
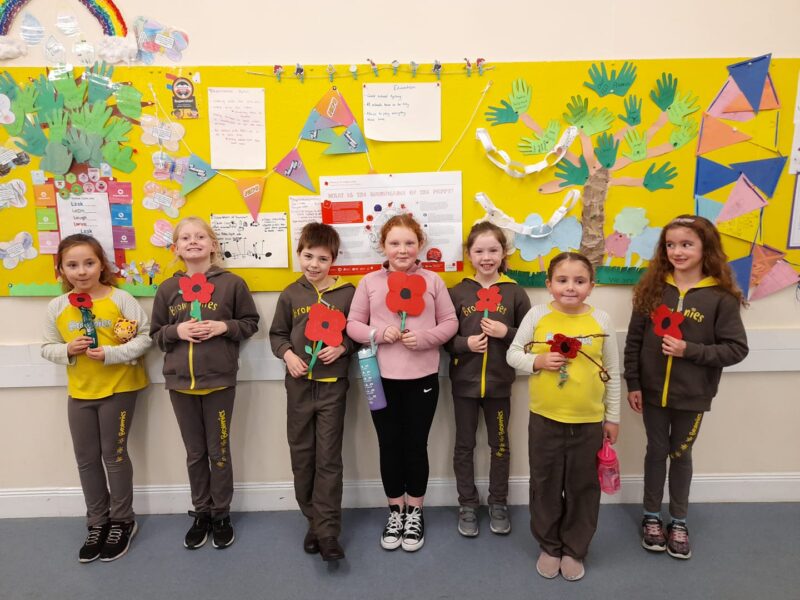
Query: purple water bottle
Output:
[[357, 329, 387, 411]]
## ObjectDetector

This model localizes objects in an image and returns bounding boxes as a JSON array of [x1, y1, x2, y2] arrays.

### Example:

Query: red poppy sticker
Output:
[[304, 302, 347, 372], [179, 273, 215, 320], [475, 285, 502, 317], [547, 333, 582, 359], [68, 292, 93, 309], [651, 304, 684, 339], [386, 271, 426, 330]]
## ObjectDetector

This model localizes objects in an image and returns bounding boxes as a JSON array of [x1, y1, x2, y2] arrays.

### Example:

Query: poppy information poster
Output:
[[298, 171, 463, 275]]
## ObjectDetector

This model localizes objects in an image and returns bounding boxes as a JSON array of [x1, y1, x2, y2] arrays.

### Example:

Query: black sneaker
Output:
[[380, 504, 405, 550], [212, 516, 235, 549], [79, 523, 109, 563], [641, 515, 667, 552], [184, 511, 212, 549], [401, 506, 424, 552], [666, 521, 692, 559], [99, 521, 138, 562]]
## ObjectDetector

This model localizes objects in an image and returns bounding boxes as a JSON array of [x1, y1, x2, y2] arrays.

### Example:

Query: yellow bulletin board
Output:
[[1, 57, 798, 296]]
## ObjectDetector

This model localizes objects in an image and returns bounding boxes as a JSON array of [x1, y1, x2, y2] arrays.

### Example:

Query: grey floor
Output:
[[1, 504, 798, 600]]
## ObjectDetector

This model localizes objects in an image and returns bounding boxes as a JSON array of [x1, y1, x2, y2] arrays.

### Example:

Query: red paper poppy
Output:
[[386, 271, 426, 316], [475, 285, 503, 313], [305, 303, 347, 348], [68, 292, 93, 309], [547, 333, 582, 358], [651, 304, 684, 339], [179, 273, 215, 304]]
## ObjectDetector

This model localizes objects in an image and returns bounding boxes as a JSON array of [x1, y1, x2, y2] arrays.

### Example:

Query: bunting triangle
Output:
[[727, 54, 771, 113], [717, 209, 761, 243], [695, 194, 724, 222], [707, 78, 755, 122], [696, 115, 751, 155], [750, 244, 785, 288], [749, 260, 799, 300], [695, 157, 739, 195], [724, 74, 780, 112], [728, 255, 753, 300], [180, 155, 218, 196], [315, 89, 356, 127], [716, 175, 768, 222], [235, 177, 266, 222], [725, 110, 779, 151], [274, 148, 316, 192], [729, 156, 787, 198], [323, 122, 367, 155]]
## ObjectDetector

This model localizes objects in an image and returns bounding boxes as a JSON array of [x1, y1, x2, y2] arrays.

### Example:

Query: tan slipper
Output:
[[560, 555, 585, 581], [536, 551, 560, 579]]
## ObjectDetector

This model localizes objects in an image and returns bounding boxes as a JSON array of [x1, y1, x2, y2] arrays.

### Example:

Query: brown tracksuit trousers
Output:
[[528, 412, 603, 559]]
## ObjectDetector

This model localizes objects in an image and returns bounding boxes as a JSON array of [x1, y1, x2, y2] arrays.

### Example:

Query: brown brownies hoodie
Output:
[[150, 267, 259, 390], [446, 275, 531, 398], [269, 275, 357, 380]]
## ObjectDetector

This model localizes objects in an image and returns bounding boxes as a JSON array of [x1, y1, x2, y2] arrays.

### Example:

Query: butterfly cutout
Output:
[[118, 260, 143, 284], [142, 181, 186, 219], [0, 94, 15, 125], [152, 151, 188, 183], [150, 219, 174, 248], [142, 258, 161, 281], [0, 179, 27, 210], [134, 18, 189, 64], [0, 231, 38, 269], [140, 115, 185, 152]]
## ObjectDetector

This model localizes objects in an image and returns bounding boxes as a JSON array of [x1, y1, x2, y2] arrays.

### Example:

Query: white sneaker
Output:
[[380, 505, 404, 550]]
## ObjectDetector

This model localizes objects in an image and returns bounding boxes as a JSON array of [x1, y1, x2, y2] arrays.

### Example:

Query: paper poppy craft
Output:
[[386, 271, 427, 330], [304, 303, 347, 372], [651, 304, 684, 339], [68, 292, 99, 348], [525, 332, 610, 386], [475, 285, 503, 317], [179, 272, 215, 320]]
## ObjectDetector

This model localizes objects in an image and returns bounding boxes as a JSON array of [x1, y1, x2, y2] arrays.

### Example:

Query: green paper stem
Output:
[[190, 299, 202, 320], [483, 309, 489, 318], [307, 340, 321, 372], [400, 311, 407, 331], [80, 307, 99, 348]]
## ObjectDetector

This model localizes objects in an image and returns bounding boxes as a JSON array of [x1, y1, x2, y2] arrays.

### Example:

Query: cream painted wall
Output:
[[1, 0, 799, 496]]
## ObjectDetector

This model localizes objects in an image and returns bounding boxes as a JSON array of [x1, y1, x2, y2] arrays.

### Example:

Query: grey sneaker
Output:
[[457, 506, 479, 537], [489, 503, 511, 535]]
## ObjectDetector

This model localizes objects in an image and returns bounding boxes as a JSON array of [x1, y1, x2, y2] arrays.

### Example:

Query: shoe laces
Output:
[[490, 504, 508, 519], [385, 510, 404, 535], [404, 507, 423, 537], [644, 519, 663, 537], [85, 526, 105, 545], [105, 524, 124, 545], [670, 523, 689, 543], [460, 507, 477, 523]]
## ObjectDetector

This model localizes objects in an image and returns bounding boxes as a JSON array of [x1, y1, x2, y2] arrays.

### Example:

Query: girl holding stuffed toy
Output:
[[624, 215, 747, 560], [446, 221, 530, 538], [346, 214, 458, 552], [150, 216, 259, 551], [507, 251, 620, 581], [42, 234, 152, 563]]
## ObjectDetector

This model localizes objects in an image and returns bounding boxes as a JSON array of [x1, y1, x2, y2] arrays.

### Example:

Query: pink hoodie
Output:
[[346, 263, 458, 380]]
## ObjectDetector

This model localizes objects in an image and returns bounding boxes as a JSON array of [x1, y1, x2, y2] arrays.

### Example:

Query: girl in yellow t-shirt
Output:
[[42, 234, 151, 564]]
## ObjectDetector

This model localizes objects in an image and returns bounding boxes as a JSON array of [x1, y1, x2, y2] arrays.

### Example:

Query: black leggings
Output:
[[371, 374, 439, 498]]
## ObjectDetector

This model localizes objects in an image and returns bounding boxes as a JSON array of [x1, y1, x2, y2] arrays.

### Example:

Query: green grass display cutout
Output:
[[9, 282, 158, 297], [507, 266, 644, 287]]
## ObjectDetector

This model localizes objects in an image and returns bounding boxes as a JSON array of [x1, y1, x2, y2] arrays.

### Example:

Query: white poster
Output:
[[316, 172, 463, 274], [362, 83, 441, 142], [288, 195, 322, 272], [207, 87, 266, 170], [211, 213, 288, 268], [56, 192, 115, 262]]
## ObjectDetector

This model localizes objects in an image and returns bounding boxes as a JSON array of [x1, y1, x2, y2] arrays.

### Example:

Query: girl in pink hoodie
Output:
[[346, 214, 458, 553]]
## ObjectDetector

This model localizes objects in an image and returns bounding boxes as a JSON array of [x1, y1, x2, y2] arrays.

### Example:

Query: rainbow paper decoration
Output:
[[0, 0, 128, 37]]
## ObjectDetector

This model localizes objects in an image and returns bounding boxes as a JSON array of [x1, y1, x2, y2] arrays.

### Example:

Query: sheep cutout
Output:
[[604, 207, 661, 267]]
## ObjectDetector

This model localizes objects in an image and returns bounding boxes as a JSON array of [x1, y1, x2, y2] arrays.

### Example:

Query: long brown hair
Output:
[[547, 251, 595, 282], [632, 214, 745, 314], [465, 221, 509, 273], [56, 234, 117, 293]]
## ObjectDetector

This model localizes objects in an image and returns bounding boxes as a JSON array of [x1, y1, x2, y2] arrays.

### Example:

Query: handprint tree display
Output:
[[0, 63, 144, 176], [485, 63, 699, 268]]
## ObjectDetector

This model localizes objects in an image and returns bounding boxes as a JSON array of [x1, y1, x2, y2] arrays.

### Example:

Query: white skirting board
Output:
[[2, 473, 798, 519]]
